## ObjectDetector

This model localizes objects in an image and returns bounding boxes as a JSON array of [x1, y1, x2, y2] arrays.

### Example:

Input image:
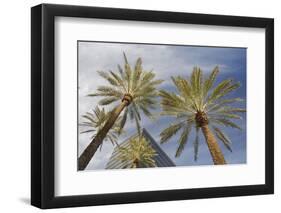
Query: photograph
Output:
[[77, 41, 247, 171]]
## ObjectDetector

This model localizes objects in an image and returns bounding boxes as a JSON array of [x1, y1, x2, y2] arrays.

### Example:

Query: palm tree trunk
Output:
[[133, 159, 140, 168], [78, 100, 128, 170], [201, 124, 226, 165]]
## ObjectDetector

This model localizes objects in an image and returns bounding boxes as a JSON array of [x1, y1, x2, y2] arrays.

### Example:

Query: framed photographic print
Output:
[[31, 3, 274, 209]]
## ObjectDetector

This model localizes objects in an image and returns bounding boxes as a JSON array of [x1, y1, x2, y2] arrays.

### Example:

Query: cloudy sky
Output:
[[78, 41, 247, 170]]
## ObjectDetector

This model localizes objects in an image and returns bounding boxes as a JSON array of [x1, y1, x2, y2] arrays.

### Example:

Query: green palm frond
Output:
[[132, 58, 142, 88], [214, 113, 242, 120], [109, 70, 126, 89], [203, 66, 219, 97], [160, 90, 195, 115], [191, 67, 203, 98], [210, 118, 242, 130], [175, 123, 192, 157], [207, 81, 241, 105], [88, 86, 123, 98], [98, 97, 119, 105], [207, 98, 243, 112], [160, 122, 184, 144], [206, 79, 232, 103], [134, 111, 141, 136], [213, 126, 232, 152], [96, 70, 119, 86], [170, 76, 196, 107], [139, 103, 154, 119], [81, 114, 95, 124], [80, 129, 95, 134], [132, 102, 141, 121], [117, 64, 126, 81], [216, 107, 246, 114]]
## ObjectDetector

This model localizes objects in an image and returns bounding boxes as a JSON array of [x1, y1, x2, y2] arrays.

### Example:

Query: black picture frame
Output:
[[31, 3, 274, 209]]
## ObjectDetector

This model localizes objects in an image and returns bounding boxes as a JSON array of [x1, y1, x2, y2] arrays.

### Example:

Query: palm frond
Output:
[[122, 53, 133, 92], [171, 76, 196, 106], [82, 114, 96, 124], [134, 113, 142, 137], [142, 71, 156, 83], [132, 58, 142, 90], [139, 104, 154, 119], [159, 90, 188, 112], [97, 70, 119, 86], [109, 70, 127, 91], [98, 97, 119, 105], [79, 122, 93, 127], [218, 107, 246, 114], [213, 126, 232, 152], [80, 129, 95, 134], [175, 123, 192, 157], [213, 113, 242, 120], [89, 86, 123, 98], [117, 64, 126, 82], [207, 82, 241, 107], [207, 98, 243, 112], [160, 122, 184, 144], [191, 67, 203, 97], [207, 79, 233, 103], [212, 118, 242, 130], [203, 66, 219, 97], [123, 52, 129, 64], [129, 106, 134, 121]]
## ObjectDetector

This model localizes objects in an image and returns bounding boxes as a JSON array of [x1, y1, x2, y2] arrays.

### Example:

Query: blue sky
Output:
[[78, 41, 246, 170]]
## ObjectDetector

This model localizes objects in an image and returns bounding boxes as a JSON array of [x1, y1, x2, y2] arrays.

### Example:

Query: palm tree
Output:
[[118, 136, 157, 168], [159, 66, 245, 165], [79, 106, 121, 152], [78, 53, 163, 170]]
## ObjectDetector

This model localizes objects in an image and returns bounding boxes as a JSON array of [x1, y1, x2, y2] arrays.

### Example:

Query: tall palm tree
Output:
[[159, 66, 245, 165], [78, 53, 163, 170], [79, 106, 121, 151], [118, 136, 157, 168]]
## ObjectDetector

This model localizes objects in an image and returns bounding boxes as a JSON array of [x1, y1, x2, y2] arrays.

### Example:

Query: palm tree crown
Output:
[[118, 136, 158, 168], [89, 53, 163, 134], [80, 106, 121, 150], [159, 66, 245, 163]]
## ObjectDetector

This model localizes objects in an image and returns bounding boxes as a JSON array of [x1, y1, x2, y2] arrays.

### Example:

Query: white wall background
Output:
[[0, 0, 279, 212]]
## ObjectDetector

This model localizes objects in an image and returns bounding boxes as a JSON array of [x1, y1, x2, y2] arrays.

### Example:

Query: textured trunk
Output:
[[133, 159, 140, 168], [78, 101, 128, 170], [201, 124, 226, 165]]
